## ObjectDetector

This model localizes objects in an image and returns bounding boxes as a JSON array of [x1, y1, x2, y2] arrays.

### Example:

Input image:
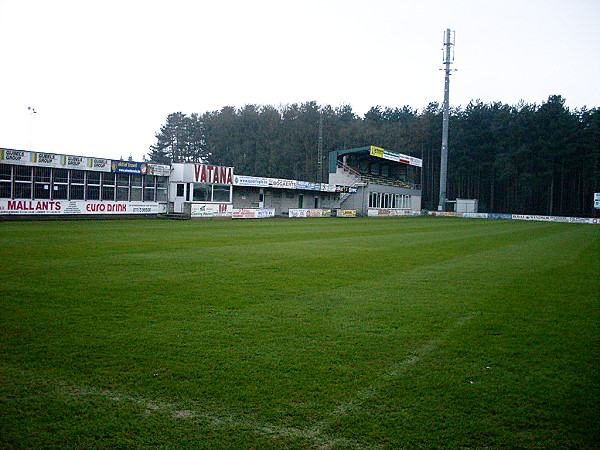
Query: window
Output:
[[0, 181, 11, 198], [131, 175, 143, 187], [71, 170, 85, 184], [102, 186, 115, 201], [156, 188, 167, 202], [54, 168, 69, 183], [87, 171, 100, 184], [34, 182, 51, 199], [116, 186, 129, 201], [157, 177, 168, 189], [144, 187, 155, 202], [117, 173, 130, 186], [14, 166, 32, 181], [53, 183, 69, 200], [102, 173, 116, 186], [70, 184, 85, 200], [0, 164, 11, 180], [176, 183, 185, 197], [144, 176, 156, 202], [34, 167, 51, 183], [193, 183, 210, 202], [87, 185, 100, 200], [212, 185, 231, 203], [130, 187, 142, 201], [14, 182, 31, 199]]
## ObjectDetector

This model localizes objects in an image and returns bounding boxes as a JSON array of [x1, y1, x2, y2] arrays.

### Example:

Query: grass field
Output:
[[1, 217, 598, 449]]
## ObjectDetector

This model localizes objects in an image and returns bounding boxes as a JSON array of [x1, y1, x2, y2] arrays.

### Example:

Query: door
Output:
[[174, 183, 186, 213]]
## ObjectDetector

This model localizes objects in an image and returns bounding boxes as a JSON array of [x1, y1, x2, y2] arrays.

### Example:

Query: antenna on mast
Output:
[[438, 28, 456, 211]]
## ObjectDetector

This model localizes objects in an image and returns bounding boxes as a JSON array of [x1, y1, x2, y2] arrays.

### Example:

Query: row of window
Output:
[[369, 192, 411, 209], [0, 164, 168, 202]]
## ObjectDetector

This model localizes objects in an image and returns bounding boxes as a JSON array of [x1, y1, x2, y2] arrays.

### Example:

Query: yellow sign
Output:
[[338, 209, 357, 218], [370, 146, 384, 158]]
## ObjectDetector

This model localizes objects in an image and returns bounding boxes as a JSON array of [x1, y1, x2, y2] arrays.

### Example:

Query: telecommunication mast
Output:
[[438, 28, 455, 211]]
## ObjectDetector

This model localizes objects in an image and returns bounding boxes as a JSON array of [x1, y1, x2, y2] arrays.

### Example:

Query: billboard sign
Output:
[[32, 152, 61, 166], [0, 200, 164, 215], [0, 149, 33, 165], [269, 178, 297, 189], [296, 181, 321, 191], [232, 208, 275, 219], [147, 164, 171, 177], [190, 203, 233, 218], [369, 146, 422, 167], [233, 175, 270, 187], [112, 161, 148, 174], [594, 192, 600, 209], [0, 149, 112, 172], [288, 209, 332, 218]]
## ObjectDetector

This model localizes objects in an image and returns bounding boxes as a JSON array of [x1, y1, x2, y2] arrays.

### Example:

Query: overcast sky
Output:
[[1, 0, 598, 161]]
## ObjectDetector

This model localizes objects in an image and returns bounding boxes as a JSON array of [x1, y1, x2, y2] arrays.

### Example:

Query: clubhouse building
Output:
[[0, 146, 422, 219]]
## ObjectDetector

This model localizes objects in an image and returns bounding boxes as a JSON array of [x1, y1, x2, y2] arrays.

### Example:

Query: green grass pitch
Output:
[[1, 217, 598, 449]]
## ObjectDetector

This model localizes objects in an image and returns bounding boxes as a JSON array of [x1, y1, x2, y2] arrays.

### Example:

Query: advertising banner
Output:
[[269, 178, 297, 189], [0, 200, 164, 215], [147, 164, 170, 177], [337, 209, 357, 217], [296, 181, 321, 191], [0, 148, 33, 165], [233, 175, 270, 187], [369, 146, 422, 167], [463, 213, 489, 219], [488, 214, 513, 220], [190, 203, 233, 218], [32, 152, 61, 166], [335, 185, 358, 193], [62, 155, 87, 170], [1, 149, 112, 172], [232, 208, 275, 219], [288, 209, 332, 218], [367, 209, 418, 217], [87, 158, 111, 172], [320, 183, 337, 192], [595, 193, 600, 209], [112, 161, 148, 174]]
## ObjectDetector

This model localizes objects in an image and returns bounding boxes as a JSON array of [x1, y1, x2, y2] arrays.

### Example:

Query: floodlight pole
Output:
[[28, 106, 37, 150], [438, 29, 455, 211]]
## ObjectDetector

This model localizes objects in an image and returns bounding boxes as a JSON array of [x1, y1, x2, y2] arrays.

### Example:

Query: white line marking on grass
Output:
[[64, 383, 380, 449], [309, 312, 479, 441], [3, 313, 477, 450]]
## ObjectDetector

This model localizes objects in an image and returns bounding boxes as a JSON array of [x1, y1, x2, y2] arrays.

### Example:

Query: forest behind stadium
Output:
[[148, 95, 599, 217]]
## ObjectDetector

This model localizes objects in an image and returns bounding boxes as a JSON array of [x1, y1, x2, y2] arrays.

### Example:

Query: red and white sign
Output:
[[288, 209, 332, 218], [190, 203, 233, 217], [194, 164, 233, 184], [232, 208, 275, 219], [0, 200, 164, 215], [367, 209, 419, 217]]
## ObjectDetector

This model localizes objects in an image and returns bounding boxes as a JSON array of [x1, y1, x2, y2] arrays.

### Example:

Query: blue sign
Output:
[[112, 161, 148, 174]]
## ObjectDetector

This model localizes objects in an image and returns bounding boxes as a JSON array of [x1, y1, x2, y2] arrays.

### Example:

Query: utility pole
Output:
[[438, 29, 455, 211]]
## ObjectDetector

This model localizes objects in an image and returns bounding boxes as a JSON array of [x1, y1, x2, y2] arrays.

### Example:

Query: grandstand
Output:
[[328, 146, 422, 214]]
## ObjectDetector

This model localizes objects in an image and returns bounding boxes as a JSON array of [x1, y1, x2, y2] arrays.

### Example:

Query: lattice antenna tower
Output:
[[438, 28, 456, 211]]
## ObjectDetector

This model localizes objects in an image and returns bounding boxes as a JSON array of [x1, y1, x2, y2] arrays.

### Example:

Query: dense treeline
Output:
[[148, 96, 599, 216]]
